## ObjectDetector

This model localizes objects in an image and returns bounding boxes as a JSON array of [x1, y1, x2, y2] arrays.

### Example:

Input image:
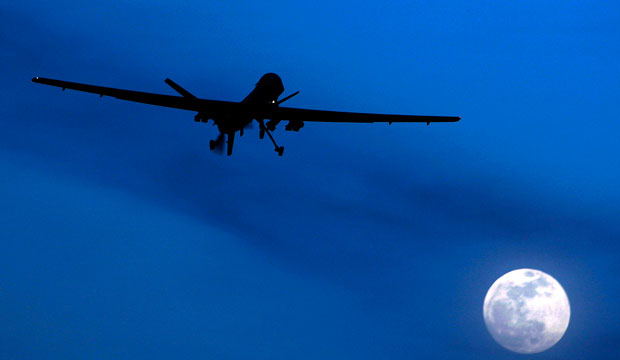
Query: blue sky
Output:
[[2, 1, 620, 359]]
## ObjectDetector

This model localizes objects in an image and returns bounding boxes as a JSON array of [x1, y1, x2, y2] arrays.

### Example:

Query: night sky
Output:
[[2, 1, 620, 359]]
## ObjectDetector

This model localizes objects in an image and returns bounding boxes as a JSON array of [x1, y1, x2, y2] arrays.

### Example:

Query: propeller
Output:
[[209, 133, 226, 154]]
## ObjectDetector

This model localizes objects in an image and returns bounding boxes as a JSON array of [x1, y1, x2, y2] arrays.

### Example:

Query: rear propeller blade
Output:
[[210, 133, 226, 155]]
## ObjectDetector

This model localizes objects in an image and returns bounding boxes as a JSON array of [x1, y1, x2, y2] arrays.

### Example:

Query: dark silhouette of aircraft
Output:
[[32, 73, 460, 156]]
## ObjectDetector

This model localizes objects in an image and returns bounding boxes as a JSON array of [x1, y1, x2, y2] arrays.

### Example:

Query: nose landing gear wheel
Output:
[[209, 140, 216, 150], [276, 146, 284, 156]]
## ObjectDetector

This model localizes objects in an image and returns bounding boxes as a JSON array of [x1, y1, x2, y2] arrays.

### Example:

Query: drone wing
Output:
[[272, 106, 460, 124], [31, 77, 237, 115]]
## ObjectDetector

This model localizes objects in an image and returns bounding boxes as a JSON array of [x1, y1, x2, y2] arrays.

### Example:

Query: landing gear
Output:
[[259, 120, 285, 157], [226, 132, 235, 156], [209, 139, 216, 150]]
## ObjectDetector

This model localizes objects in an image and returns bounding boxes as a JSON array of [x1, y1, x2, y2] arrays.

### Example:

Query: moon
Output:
[[483, 269, 570, 354]]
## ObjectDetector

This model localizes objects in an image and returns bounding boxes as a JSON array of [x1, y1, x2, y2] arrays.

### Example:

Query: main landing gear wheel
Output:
[[209, 140, 216, 150], [276, 146, 284, 156]]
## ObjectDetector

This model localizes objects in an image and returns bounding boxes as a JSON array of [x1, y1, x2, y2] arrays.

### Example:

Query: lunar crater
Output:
[[483, 269, 570, 354]]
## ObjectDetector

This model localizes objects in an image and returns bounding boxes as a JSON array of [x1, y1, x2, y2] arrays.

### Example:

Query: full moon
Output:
[[483, 269, 570, 354]]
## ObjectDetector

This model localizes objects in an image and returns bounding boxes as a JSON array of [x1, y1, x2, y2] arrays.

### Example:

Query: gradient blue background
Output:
[[2, 1, 620, 359]]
